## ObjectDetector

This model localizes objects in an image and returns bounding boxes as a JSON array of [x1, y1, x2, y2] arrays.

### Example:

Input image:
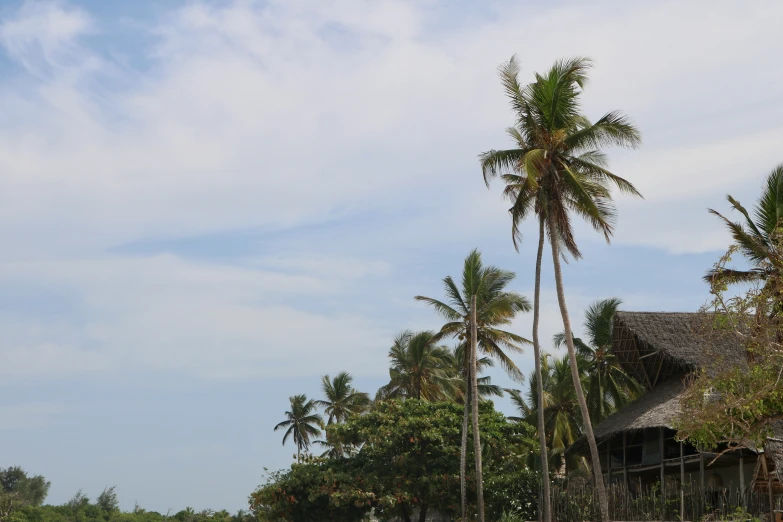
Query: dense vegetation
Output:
[[677, 164, 783, 451], [253, 400, 538, 522], [0, 467, 245, 522]]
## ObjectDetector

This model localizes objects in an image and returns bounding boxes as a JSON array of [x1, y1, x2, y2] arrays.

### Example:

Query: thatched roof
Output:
[[612, 312, 745, 390], [566, 378, 685, 455], [568, 312, 748, 456], [767, 421, 783, 483]]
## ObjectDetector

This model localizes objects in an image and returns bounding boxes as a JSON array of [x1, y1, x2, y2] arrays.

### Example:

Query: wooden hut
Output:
[[565, 312, 782, 495]]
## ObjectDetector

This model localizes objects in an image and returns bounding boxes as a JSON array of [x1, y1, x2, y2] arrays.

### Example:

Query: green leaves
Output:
[[707, 164, 783, 285], [274, 394, 324, 459], [482, 56, 642, 261], [253, 400, 538, 521], [315, 372, 370, 426], [416, 249, 531, 382], [679, 236, 783, 453], [376, 330, 458, 402]]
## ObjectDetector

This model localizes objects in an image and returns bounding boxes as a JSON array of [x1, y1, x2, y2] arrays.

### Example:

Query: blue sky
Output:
[[1, 0, 782, 514]]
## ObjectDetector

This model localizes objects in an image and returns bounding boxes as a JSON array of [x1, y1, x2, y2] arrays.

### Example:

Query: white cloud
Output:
[[0, 254, 393, 379], [0, 0, 94, 78], [0, 401, 64, 430], [0, 0, 781, 379]]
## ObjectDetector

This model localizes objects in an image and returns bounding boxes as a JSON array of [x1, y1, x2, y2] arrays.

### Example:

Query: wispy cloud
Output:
[[0, 0, 780, 382]]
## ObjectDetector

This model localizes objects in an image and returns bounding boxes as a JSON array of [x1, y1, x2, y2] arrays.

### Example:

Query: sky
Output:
[[1, 0, 782, 514]]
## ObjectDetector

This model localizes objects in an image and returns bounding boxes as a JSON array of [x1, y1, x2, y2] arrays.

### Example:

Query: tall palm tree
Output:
[[481, 56, 642, 522], [315, 372, 370, 425], [554, 298, 643, 423], [705, 164, 783, 285], [273, 394, 323, 462], [415, 249, 530, 522], [376, 330, 457, 401]]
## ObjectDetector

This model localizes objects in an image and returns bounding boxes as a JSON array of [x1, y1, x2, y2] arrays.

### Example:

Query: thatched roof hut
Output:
[[611, 311, 745, 390], [566, 378, 685, 455], [568, 312, 778, 468], [765, 420, 783, 484]]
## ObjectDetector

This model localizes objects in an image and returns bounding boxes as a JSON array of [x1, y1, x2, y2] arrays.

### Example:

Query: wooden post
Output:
[[739, 453, 745, 508], [623, 432, 628, 488], [680, 441, 685, 522], [700, 453, 705, 491], [761, 453, 775, 520], [660, 428, 665, 522], [659, 428, 665, 487]]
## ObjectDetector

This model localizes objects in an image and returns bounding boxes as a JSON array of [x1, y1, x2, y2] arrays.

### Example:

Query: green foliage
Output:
[[509, 353, 586, 471], [96, 487, 119, 514], [706, 164, 783, 284], [415, 248, 531, 380], [273, 394, 324, 461], [251, 400, 539, 521], [0, 467, 51, 521], [314, 372, 370, 425], [376, 330, 457, 402], [9, 503, 252, 522], [480, 56, 642, 260], [678, 240, 783, 451], [0, 467, 50, 508], [549, 299, 642, 426], [483, 465, 540, 521]]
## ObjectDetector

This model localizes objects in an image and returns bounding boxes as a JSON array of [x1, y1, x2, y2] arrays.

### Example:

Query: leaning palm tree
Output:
[[416, 249, 530, 522], [554, 298, 643, 423], [705, 164, 783, 285], [315, 372, 370, 425], [376, 330, 457, 401], [481, 56, 642, 522], [273, 394, 323, 462]]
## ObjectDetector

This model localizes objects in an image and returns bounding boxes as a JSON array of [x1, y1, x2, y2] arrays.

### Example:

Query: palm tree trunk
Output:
[[417, 504, 428, 522], [547, 218, 610, 522], [470, 295, 485, 522], [534, 216, 552, 522], [460, 369, 471, 522]]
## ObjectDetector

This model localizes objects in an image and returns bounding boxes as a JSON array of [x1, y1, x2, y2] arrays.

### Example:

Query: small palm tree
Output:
[[450, 344, 505, 402], [315, 372, 370, 425], [376, 330, 457, 401], [706, 164, 783, 285], [508, 353, 588, 472], [481, 56, 641, 522], [554, 298, 643, 423], [273, 394, 323, 462], [416, 249, 530, 522]]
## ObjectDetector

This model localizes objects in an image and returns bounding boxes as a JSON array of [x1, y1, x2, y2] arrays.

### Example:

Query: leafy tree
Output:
[[251, 400, 537, 522], [96, 486, 119, 514], [705, 164, 783, 285], [376, 330, 457, 401], [67, 490, 90, 513], [554, 298, 643, 423], [0, 466, 50, 515], [314, 372, 370, 425], [678, 242, 783, 452], [415, 249, 530, 521], [274, 395, 323, 462], [480, 55, 641, 522]]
